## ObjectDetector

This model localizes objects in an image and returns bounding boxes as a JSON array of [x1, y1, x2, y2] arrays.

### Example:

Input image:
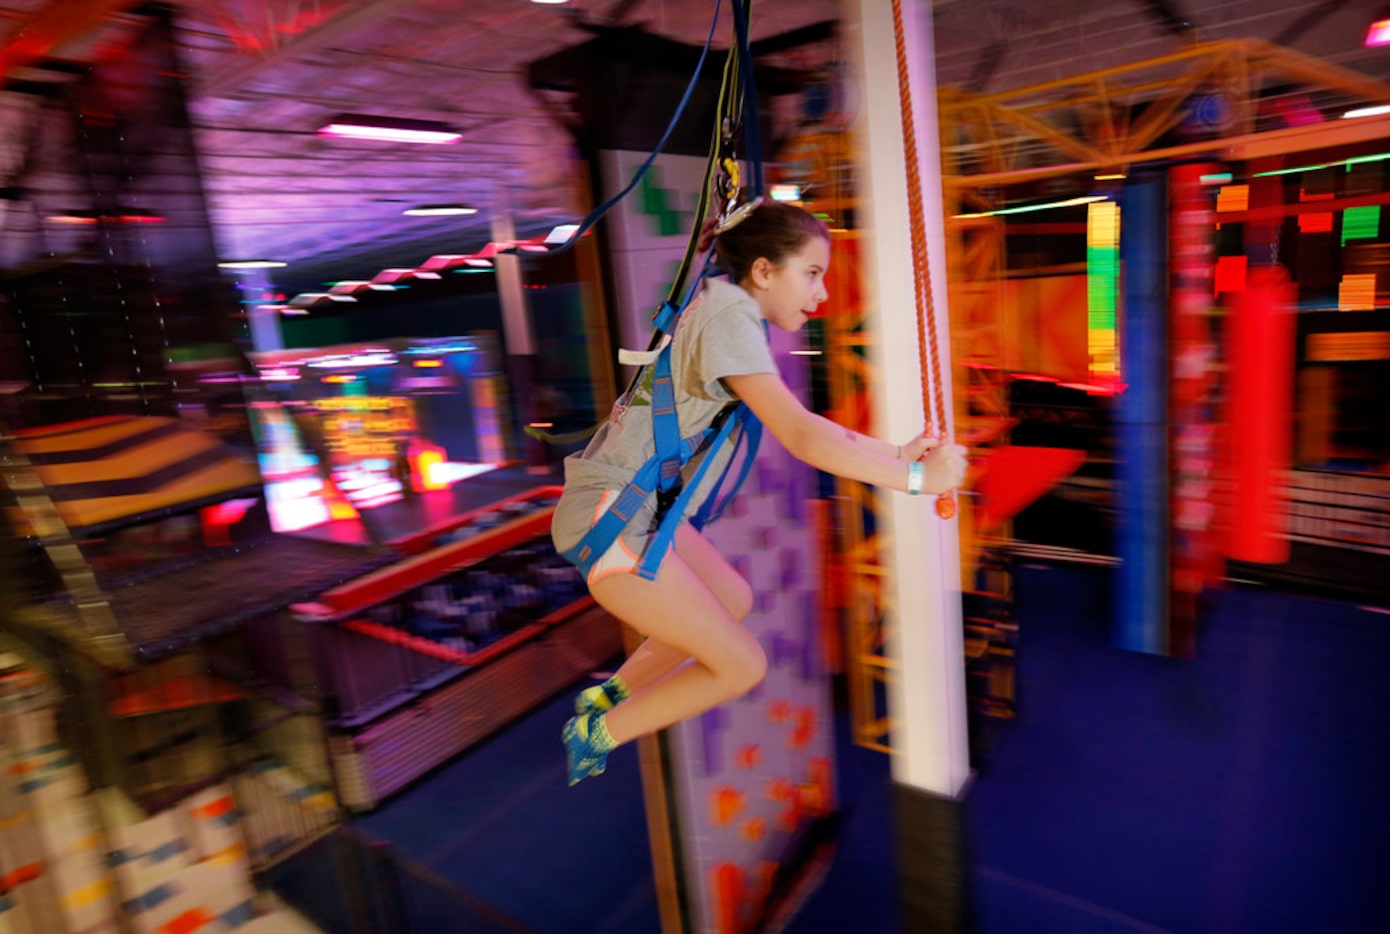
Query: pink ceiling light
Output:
[[1368, 17, 1390, 46], [318, 114, 461, 144]]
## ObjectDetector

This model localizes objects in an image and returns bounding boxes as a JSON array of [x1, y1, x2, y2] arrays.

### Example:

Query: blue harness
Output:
[[561, 282, 764, 581]]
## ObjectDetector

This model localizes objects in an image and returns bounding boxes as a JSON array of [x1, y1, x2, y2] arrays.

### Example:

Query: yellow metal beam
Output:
[[978, 100, 1113, 172], [1121, 62, 1216, 155]]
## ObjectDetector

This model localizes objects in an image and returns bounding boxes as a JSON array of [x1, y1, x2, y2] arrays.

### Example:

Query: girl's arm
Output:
[[811, 412, 899, 458], [724, 372, 966, 494], [810, 413, 942, 462]]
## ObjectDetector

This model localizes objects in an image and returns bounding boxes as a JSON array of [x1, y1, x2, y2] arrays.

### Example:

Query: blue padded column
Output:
[[1115, 174, 1169, 654]]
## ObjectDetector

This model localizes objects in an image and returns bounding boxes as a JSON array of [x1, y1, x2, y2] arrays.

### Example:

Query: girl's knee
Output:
[[729, 579, 754, 623], [732, 638, 767, 693]]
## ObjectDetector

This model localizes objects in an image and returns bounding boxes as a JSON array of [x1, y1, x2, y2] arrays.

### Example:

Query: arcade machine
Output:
[[1, 328, 614, 931], [247, 334, 513, 535]]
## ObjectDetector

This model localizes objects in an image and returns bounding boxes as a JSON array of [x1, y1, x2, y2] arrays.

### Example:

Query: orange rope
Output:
[[891, 0, 955, 519]]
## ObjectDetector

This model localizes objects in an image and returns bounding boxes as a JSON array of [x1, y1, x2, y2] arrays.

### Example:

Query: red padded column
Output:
[[1227, 265, 1295, 563]]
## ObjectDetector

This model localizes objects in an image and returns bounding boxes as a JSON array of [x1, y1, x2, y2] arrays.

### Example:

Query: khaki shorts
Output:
[[553, 486, 656, 586], [585, 489, 643, 584]]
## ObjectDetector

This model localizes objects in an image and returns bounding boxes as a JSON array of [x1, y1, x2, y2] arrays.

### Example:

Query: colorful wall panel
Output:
[[1167, 163, 1224, 654], [671, 330, 834, 934], [598, 150, 708, 359]]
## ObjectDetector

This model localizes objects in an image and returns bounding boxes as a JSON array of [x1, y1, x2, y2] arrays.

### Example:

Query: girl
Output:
[[551, 200, 967, 785]]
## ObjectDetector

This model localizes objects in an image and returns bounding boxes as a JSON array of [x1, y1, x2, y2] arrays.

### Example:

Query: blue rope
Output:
[[544, 0, 724, 255], [729, 0, 764, 197]]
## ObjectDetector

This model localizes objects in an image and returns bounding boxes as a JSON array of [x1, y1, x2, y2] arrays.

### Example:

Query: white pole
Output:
[[844, 0, 970, 797], [491, 211, 536, 357]]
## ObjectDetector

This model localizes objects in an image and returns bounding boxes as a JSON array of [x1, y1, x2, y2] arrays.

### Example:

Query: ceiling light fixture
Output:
[[318, 114, 462, 144], [219, 259, 288, 270], [1342, 104, 1390, 119], [1367, 16, 1390, 46], [46, 210, 165, 225], [402, 204, 478, 216]]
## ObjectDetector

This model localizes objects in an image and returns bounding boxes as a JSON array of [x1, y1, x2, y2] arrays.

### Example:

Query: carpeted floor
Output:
[[965, 564, 1390, 934]]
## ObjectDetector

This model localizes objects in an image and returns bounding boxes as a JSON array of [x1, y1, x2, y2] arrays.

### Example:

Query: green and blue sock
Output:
[[562, 710, 618, 787], [574, 674, 630, 716]]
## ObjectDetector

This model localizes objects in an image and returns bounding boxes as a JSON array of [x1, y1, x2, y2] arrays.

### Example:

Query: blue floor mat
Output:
[[352, 685, 659, 934], [352, 564, 1390, 933]]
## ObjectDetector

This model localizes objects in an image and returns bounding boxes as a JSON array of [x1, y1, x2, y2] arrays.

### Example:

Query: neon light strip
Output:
[[1342, 105, 1390, 120], [955, 195, 1106, 219], [1253, 151, 1390, 178]]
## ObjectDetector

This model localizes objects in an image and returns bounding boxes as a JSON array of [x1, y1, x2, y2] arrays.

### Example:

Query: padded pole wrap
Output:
[[1226, 266, 1295, 564], [1115, 175, 1168, 654]]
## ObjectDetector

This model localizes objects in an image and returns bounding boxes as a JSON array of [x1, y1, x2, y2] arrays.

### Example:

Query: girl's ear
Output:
[[750, 256, 773, 290]]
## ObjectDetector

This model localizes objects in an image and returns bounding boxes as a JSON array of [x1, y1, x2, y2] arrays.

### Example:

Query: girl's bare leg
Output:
[[606, 523, 754, 694], [589, 531, 765, 745]]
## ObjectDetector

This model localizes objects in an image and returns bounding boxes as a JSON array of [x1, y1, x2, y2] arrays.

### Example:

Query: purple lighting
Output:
[[318, 115, 461, 144], [1368, 18, 1390, 46]]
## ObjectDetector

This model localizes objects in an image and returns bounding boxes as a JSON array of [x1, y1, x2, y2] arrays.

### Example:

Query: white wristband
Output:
[[907, 460, 924, 495]]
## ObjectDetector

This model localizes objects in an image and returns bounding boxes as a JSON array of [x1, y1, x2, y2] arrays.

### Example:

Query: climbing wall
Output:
[[597, 150, 837, 934], [672, 331, 837, 934]]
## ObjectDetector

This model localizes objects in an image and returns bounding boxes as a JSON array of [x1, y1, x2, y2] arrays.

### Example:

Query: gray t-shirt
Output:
[[551, 276, 777, 553]]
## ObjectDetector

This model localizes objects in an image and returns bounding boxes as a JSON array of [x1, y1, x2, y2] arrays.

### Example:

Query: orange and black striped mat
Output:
[[10, 415, 263, 532]]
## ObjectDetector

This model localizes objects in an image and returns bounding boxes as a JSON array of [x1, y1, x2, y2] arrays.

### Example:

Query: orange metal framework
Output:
[[940, 39, 1390, 191]]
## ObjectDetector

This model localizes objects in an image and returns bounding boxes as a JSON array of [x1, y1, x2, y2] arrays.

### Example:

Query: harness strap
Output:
[[646, 263, 719, 502], [635, 403, 750, 580], [651, 347, 684, 497], [691, 408, 762, 531]]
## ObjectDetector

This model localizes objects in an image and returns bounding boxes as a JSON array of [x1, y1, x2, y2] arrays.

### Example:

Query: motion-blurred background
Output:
[[1, 2, 1388, 933]]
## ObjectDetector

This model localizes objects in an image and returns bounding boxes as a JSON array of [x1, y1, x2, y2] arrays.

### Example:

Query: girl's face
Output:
[[747, 235, 831, 332]]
